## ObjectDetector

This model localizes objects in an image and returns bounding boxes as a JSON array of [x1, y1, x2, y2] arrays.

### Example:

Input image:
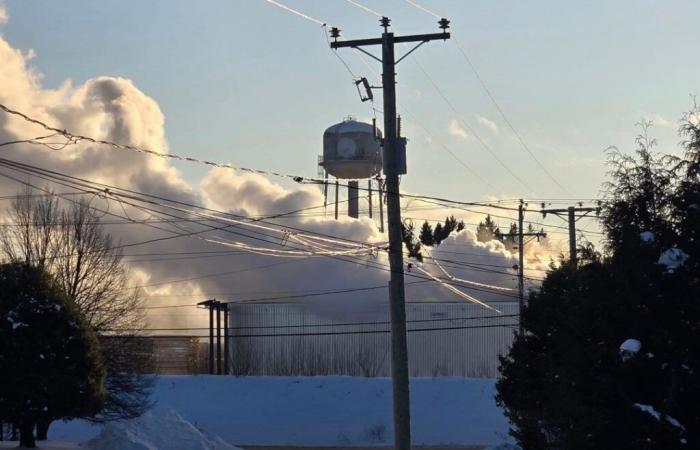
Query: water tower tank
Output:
[[321, 118, 382, 179]]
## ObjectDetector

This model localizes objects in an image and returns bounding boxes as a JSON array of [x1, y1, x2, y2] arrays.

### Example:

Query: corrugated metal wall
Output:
[[228, 302, 518, 377]]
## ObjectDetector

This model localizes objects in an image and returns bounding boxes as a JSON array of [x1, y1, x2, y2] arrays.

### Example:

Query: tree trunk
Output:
[[36, 418, 51, 440], [19, 421, 36, 448]]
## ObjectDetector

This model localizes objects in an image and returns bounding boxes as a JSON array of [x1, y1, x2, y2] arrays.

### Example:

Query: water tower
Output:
[[319, 117, 383, 228]]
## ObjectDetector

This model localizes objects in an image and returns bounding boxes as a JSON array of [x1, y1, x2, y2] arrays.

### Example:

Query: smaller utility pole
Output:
[[501, 201, 546, 335], [197, 299, 218, 374], [215, 302, 222, 375], [223, 303, 230, 375], [540, 205, 599, 267]]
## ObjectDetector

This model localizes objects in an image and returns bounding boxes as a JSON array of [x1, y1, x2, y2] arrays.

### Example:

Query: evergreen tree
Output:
[[456, 220, 465, 232], [419, 221, 434, 246], [476, 214, 499, 242], [496, 113, 700, 449], [0, 263, 105, 448], [433, 223, 445, 245], [0, 193, 153, 437], [444, 215, 458, 235], [501, 222, 519, 253], [401, 221, 422, 260]]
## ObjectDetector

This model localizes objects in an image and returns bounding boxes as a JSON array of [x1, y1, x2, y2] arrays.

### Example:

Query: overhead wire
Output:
[[263, 0, 328, 26], [401, 0, 568, 194], [343, 0, 382, 17], [0, 158, 522, 302], [412, 58, 536, 194], [1, 102, 588, 217]]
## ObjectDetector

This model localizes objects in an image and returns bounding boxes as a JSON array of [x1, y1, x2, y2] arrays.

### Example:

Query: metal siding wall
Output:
[[228, 302, 517, 377]]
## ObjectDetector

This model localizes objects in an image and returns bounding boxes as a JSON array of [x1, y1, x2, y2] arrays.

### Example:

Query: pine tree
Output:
[[401, 221, 422, 260], [0, 263, 105, 448], [476, 214, 499, 242], [444, 215, 458, 235], [419, 221, 434, 246], [496, 111, 700, 449], [433, 223, 445, 245]]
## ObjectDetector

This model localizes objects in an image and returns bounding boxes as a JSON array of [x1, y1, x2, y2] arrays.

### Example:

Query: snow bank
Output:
[[620, 338, 641, 361], [658, 248, 689, 272], [85, 407, 241, 450], [51, 376, 512, 447], [634, 403, 685, 431], [640, 231, 655, 243], [0, 443, 79, 449]]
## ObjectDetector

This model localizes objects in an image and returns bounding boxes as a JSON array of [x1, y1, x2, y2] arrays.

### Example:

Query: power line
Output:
[[0, 103, 532, 213], [106, 321, 519, 336], [343, 0, 382, 17], [452, 39, 568, 193], [262, 0, 328, 27], [403, 0, 442, 19], [0, 158, 523, 301], [402, 0, 567, 193], [412, 58, 536, 194]]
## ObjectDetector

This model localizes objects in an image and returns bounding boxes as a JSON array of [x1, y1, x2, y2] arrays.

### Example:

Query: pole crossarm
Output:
[[501, 232, 548, 238], [330, 32, 450, 49], [541, 207, 598, 217], [541, 206, 599, 267]]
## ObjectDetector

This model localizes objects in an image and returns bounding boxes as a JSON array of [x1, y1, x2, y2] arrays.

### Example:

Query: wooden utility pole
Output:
[[540, 205, 599, 267], [330, 17, 450, 449], [501, 202, 546, 335]]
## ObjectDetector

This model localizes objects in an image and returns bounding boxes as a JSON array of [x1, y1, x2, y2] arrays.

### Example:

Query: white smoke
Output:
[[0, 14, 543, 328]]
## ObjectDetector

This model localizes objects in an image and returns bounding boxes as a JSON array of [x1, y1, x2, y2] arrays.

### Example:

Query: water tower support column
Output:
[[348, 180, 359, 218]]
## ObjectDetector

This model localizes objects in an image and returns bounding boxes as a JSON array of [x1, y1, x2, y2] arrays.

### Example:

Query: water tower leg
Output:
[[334, 179, 339, 220], [368, 179, 373, 219], [378, 181, 385, 233], [348, 180, 359, 218]]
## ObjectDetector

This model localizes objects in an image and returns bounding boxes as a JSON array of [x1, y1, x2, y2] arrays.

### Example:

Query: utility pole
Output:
[[501, 201, 546, 335], [330, 17, 450, 449], [215, 302, 222, 375], [223, 303, 230, 375], [197, 299, 218, 374], [540, 205, 599, 267]]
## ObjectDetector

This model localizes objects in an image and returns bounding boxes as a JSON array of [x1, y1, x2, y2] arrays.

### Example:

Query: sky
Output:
[[0, 0, 698, 328], [2, 0, 698, 201]]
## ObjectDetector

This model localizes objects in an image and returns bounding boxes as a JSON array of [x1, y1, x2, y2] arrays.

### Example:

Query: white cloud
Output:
[[0, 28, 536, 328], [0, 1, 8, 25], [645, 113, 675, 129], [477, 115, 499, 134], [448, 119, 468, 139]]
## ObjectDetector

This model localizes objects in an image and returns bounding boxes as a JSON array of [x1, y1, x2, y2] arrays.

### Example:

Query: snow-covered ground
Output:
[[46, 376, 511, 448]]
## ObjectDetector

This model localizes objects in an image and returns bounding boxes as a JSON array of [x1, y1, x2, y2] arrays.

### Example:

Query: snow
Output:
[[0, 443, 79, 449], [619, 339, 641, 360], [50, 376, 512, 447], [85, 407, 240, 450], [658, 248, 689, 272], [640, 231, 655, 243], [634, 403, 685, 430]]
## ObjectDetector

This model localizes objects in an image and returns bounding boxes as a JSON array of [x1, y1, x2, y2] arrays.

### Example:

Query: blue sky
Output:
[[3, 0, 699, 201]]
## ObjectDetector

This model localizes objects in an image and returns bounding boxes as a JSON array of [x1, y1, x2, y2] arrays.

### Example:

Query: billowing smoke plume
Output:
[[0, 11, 553, 329]]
